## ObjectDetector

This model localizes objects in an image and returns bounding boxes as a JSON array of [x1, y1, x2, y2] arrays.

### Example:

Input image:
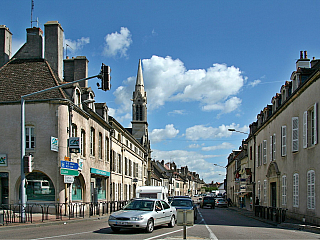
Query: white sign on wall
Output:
[[64, 175, 74, 183], [0, 154, 7, 166], [51, 137, 59, 152]]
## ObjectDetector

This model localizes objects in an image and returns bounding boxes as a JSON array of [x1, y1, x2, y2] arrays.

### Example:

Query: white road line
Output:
[[144, 228, 187, 240], [198, 210, 218, 240], [30, 230, 93, 240]]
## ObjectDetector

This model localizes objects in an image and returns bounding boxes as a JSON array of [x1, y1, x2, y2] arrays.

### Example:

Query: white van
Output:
[[136, 186, 168, 201]]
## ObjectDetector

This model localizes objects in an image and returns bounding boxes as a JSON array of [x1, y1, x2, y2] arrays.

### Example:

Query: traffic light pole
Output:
[[20, 73, 102, 222]]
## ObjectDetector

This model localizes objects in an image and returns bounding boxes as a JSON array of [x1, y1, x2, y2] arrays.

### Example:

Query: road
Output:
[[0, 207, 319, 239]]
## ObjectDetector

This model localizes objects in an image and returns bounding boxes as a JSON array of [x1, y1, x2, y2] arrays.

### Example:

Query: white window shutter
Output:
[[273, 133, 276, 161], [314, 103, 318, 145], [282, 126, 287, 156], [270, 136, 273, 161], [292, 117, 299, 152], [303, 111, 308, 148]]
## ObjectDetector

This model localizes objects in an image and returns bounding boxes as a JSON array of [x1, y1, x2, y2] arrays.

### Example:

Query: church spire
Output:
[[135, 59, 145, 94]]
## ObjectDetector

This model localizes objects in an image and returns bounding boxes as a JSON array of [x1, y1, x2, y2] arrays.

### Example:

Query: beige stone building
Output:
[[0, 22, 150, 206]]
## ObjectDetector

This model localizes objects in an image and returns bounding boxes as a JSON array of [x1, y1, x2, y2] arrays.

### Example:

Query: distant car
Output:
[[215, 198, 228, 208], [170, 198, 197, 220], [200, 196, 215, 209], [108, 198, 177, 233]]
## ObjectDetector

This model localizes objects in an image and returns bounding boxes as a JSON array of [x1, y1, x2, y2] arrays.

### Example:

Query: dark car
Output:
[[170, 198, 197, 220], [200, 196, 215, 209]]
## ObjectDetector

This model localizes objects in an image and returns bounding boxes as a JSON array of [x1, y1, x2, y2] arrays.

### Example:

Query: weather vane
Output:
[[31, 0, 39, 28]]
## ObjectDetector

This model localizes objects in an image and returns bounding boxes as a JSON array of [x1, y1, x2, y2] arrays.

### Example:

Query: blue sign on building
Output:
[[61, 160, 79, 170], [90, 168, 110, 177]]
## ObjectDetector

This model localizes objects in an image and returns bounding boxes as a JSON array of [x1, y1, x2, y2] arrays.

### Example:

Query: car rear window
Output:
[[204, 197, 214, 200]]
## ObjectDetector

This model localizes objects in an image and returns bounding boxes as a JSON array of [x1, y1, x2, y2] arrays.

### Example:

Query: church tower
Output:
[[132, 59, 149, 146]]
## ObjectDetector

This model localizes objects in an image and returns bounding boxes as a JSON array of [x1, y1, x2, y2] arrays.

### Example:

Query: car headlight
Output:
[[109, 215, 116, 220], [130, 215, 144, 221]]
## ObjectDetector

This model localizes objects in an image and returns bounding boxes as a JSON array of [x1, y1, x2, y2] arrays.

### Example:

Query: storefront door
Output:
[[271, 182, 276, 207], [0, 172, 9, 205]]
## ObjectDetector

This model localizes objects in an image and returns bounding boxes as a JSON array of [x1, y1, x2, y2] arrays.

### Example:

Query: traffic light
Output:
[[23, 154, 33, 173], [99, 64, 111, 91]]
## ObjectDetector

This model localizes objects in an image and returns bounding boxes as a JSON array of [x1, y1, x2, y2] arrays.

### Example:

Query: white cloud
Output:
[[152, 149, 226, 183], [248, 79, 261, 87], [64, 37, 90, 54], [185, 123, 248, 140], [103, 27, 132, 58], [113, 55, 245, 119], [168, 109, 186, 116], [202, 142, 234, 151], [150, 124, 179, 143]]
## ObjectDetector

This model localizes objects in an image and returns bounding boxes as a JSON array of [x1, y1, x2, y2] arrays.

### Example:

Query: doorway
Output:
[[0, 172, 9, 205], [271, 182, 276, 207]]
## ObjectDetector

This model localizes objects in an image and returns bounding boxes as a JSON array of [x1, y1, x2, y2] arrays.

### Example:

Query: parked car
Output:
[[200, 196, 215, 209], [215, 198, 228, 207], [108, 198, 177, 233], [170, 197, 197, 220]]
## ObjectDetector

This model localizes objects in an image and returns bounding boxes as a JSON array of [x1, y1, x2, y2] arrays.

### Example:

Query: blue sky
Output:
[[3, 0, 320, 183]]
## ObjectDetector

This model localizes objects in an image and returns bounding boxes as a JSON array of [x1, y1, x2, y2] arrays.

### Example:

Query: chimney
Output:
[[63, 56, 89, 87], [44, 21, 64, 80], [13, 27, 43, 59], [0, 25, 12, 67], [296, 50, 310, 70]]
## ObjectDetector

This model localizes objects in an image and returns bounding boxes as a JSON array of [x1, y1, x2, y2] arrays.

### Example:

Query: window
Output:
[[270, 134, 276, 161], [72, 176, 82, 201], [257, 181, 261, 204], [90, 127, 95, 156], [303, 103, 318, 148], [281, 126, 287, 156], [307, 170, 315, 209], [125, 158, 128, 175], [25, 172, 55, 201], [282, 175, 287, 205], [129, 160, 132, 176], [293, 173, 299, 207], [263, 140, 267, 164], [263, 180, 267, 204], [292, 117, 299, 152], [81, 130, 86, 157], [26, 126, 35, 149], [98, 132, 102, 159], [105, 137, 109, 162], [71, 124, 77, 137]]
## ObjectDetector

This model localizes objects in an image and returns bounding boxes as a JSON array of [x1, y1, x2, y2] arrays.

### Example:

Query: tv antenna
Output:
[[31, 0, 39, 27], [65, 44, 73, 58]]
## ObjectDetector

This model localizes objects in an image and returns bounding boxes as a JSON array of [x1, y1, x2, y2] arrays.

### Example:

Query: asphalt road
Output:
[[0, 207, 319, 239]]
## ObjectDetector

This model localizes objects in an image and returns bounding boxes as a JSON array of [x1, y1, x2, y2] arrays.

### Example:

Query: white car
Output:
[[108, 198, 177, 233]]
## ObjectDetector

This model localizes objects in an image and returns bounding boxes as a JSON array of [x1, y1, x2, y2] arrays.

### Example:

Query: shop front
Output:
[[90, 168, 110, 202]]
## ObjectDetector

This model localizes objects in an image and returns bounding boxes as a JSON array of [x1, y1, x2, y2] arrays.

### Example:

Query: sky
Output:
[[2, 0, 320, 183]]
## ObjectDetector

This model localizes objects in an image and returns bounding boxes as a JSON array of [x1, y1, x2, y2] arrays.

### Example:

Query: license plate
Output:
[[116, 221, 128, 225]]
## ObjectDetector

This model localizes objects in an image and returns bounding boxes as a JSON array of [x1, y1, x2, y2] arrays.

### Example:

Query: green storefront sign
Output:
[[90, 168, 110, 177], [60, 168, 79, 176]]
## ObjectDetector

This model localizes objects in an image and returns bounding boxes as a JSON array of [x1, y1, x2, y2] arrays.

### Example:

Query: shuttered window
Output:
[[293, 173, 299, 207], [281, 126, 286, 156], [292, 117, 299, 152], [307, 170, 315, 209]]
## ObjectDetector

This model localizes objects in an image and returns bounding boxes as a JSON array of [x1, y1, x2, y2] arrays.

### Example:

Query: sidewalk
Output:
[[227, 206, 320, 234], [0, 212, 111, 229]]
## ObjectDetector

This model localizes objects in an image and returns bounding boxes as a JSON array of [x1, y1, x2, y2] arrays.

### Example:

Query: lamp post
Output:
[[20, 70, 104, 222]]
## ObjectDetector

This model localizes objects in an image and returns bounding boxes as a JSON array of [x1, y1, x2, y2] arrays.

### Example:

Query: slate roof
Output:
[[0, 58, 66, 102]]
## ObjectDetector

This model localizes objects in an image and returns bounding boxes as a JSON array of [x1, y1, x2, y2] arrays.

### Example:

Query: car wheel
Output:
[[145, 219, 154, 233], [111, 226, 121, 232], [168, 215, 175, 227]]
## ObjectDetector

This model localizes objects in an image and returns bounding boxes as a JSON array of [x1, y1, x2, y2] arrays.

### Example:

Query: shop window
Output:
[[72, 176, 82, 201], [96, 177, 106, 200], [24, 172, 55, 201]]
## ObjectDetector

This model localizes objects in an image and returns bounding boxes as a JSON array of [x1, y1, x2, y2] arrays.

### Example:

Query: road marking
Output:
[[30, 230, 93, 240], [144, 226, 194, 240], [198, 210, 218, 240]]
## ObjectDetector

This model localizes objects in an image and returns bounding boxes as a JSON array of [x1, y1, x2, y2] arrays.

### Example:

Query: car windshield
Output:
[[123, 200, 154, 211], [170, 199, 193, 207]]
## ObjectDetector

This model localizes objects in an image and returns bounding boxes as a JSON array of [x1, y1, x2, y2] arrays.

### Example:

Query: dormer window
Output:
[[75, 89, 81, 107]]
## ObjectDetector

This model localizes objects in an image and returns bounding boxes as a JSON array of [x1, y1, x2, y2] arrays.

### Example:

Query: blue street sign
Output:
[[61, 160, 79, 170]]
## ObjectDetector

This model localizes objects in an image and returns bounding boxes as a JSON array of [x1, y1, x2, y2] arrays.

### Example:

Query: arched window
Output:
[[24, 172, 55, 201]]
